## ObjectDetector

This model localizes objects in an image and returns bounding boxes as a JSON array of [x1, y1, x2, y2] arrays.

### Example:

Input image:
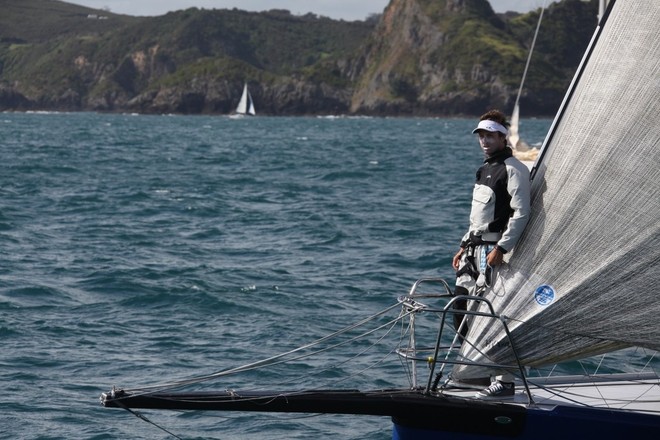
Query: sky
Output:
[[65, 0, 554, 21]]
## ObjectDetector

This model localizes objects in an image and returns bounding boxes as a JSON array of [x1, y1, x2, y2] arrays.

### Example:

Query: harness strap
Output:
[[456, 231, 498, 283], [456, 241, 480, 280]]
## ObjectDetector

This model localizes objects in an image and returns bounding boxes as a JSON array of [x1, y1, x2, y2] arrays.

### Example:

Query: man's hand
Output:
[[452, 248, 464, 270], [487, 247, 504, 266]]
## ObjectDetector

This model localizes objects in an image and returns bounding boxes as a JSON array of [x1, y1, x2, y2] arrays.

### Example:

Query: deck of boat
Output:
[[440, 372, 660, 415]]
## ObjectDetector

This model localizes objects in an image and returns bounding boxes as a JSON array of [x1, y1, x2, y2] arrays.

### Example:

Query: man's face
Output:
[[477, 131, 505, 157]]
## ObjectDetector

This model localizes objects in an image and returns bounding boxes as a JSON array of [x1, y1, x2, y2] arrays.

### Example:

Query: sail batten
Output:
[[454, 0, 660, 379]]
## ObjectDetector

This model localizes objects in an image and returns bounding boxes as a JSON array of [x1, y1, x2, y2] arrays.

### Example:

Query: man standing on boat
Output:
[[451, 109, 531, 398]]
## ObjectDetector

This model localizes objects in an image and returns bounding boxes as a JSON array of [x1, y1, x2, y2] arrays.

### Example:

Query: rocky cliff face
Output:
[[349, 0, 521, 115]]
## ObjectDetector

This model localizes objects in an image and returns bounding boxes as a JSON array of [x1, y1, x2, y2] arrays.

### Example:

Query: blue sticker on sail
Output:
[[534, 284, 555, 306]]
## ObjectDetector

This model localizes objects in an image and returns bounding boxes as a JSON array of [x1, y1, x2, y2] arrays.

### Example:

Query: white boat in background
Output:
[[509, 103, 538, 164], [509, 2, 545, 165], [101, 1, 659, 438], [232, 82, 256, 117]]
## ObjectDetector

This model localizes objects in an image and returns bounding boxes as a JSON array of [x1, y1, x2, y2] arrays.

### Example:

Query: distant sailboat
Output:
[[233, 83, 256, 117]]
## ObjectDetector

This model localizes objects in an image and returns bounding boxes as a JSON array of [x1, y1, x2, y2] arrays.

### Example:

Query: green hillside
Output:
[[0, 0, 598, 116], [1, 0, 139, 43]]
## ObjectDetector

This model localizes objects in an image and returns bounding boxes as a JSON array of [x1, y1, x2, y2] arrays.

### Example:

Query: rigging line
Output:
[[311, 310, 410, 389], [538, 384, 660, 409], [316, 309, 412, 386], [121, 302, 410, 395], [237, 309, 412, 394], [580, 356, 612, 409], [525, 373, 660, 410], [184, 409, 325, 425], [188, 307, 412, 391], [640, 349, 657, 373], [122, 302, 404, 393], [115, 398, 184, 440], [447, 312, 525, 376], [524, 379, 597, 408], [161, 316, 412, 408], [396, 310, 417, 388], [254, 318, 406, 407], [576, 352, 659, 410], [514, 0, 546, 109], [592, 354, 606, 375], [620, 386, 660, 412], [241, 307, 415, 397]]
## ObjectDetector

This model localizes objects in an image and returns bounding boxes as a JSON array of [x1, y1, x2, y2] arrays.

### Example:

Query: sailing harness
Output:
[[456, 232, 499, 291]]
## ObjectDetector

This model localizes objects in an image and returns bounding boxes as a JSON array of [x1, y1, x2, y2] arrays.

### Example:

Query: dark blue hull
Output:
[[392, 404, 660, 439]]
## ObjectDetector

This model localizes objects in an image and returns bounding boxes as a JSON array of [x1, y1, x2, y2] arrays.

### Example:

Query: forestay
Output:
[[454, 0, 660, 379]]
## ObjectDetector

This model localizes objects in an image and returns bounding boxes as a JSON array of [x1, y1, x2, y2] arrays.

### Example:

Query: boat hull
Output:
[[102, 380, 660, 439], [393, 404, 660, 439]]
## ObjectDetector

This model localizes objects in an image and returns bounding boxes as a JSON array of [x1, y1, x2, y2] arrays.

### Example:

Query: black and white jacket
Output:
[[461, 148, 531, 253]]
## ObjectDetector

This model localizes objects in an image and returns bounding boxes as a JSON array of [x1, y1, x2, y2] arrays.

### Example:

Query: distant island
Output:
[[0, 0, 598, 116]]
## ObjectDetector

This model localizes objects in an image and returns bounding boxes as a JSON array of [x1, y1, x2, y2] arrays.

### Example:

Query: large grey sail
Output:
[[454, 0, 660, 379]]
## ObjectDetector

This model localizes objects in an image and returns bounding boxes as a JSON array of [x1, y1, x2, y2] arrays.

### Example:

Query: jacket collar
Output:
[[484, 147, 513, 163]]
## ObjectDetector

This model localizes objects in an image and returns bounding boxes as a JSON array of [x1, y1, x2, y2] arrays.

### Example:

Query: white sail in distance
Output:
[[235, 83, 256, 116], [454, 0, 660, 379]]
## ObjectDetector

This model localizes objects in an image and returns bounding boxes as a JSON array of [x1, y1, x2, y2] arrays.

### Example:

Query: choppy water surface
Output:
[[1, 112, 559, 439]]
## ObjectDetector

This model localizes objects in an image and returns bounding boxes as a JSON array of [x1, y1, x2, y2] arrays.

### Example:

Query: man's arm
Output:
[[495, 159, 531, 254]]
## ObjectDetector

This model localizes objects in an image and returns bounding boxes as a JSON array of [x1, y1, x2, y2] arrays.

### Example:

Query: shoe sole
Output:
[[475, 392, 515, 399]]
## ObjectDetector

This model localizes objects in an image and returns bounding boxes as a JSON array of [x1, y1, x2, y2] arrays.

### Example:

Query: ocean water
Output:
[[0, 112, 553, 439]]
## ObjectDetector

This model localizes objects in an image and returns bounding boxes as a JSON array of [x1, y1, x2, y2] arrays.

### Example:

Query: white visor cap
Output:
[[472, 120, 508, 135]]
